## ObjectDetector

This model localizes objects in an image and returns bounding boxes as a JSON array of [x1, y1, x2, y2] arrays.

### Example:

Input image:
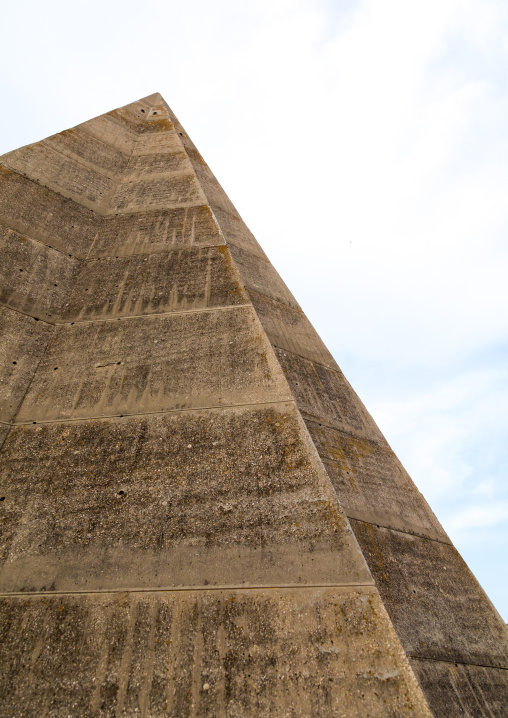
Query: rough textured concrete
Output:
[[0, 589, 429, 718], [0, 405, 370, 592], [0, 306, 54, 422], [0, 93, 506, 716]]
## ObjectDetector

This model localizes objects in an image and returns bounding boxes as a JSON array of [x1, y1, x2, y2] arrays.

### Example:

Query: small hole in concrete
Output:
[[54, 284, 58, 287], [19, 268, 23, 272], [117, 361, 121, 365], [0, 497, 5, 501], [153, 111, 158, 115], [54, 367, 58, 371], [179, 132, 183, 136], [33, 422, 36, 424], [12, 361, 17, 365], [118, 490, 124, 495], [34, 318, 39, 321], [141, 109, 145, 113]]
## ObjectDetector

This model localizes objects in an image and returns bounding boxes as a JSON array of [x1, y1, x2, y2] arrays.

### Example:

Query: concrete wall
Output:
[[0, 93, 505, 716]]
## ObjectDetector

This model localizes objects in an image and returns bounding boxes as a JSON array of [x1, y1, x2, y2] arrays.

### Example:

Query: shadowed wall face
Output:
[[0, 95, 506, 717]]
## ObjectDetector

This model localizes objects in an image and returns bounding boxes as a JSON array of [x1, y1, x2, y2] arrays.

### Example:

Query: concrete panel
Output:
[[0, 307, 54, 422], [107, 102, 151, 133], [193, 165, 238, 216], [2, 142, 116, 212], [44, 128, 129, 176], [132, 131, 181, 155], [90, 205, 223, 258], [61, 247, 246, 321], [250, 290, 338, 367], [229, 244, 299, 308], [308, 421, 447, 541], [0, 405, 370, 591], [0, 166, 100, 257], [0, 423, 10, 450], [0, 225, 80, 321], [109, 173, 205, 213], [17, 307, 291, 422], [351, 520, 508, 668], [409, 658, 508, 718], [275, 347, 384, 442], [78, 115, 137, 154], [207, 205, 268, 259], [0, 588, 431, 718], [124, 149, 191, 179]]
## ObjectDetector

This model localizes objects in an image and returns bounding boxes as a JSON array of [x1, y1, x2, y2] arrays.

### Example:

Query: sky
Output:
[[1, 0, 507, 619]]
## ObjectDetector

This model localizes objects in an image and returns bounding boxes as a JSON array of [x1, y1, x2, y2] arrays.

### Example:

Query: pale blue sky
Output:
[[1, 0, 507, 618]]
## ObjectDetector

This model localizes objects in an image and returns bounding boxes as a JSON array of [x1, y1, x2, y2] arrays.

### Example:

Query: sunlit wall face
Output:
[[1, 0, 507, 620]]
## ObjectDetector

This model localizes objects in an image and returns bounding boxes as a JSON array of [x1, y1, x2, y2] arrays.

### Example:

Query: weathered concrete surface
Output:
[[0, 93, 505, 715], [350, 520, 508, 668], [0, 165, 100, 257], [275, 347, 383, 441], [16, 307, 290, 422], [307, 421, 448, 541], [2, 141, 118, 213], [77, 115, 138, 154], [0, 306, 54, 422], [0, 423, 10, 450], [0, 588, 430, 718], [409, 658, 508, 718], [60, 247, 246, 321], [90, 205, 223, 258], [250, 291, 338, 368], [0, 405, 370, 592], [0, 224, 80, 321]]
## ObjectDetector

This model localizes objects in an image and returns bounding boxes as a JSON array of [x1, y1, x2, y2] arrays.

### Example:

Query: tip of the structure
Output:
[[138, 92, 166, 106]]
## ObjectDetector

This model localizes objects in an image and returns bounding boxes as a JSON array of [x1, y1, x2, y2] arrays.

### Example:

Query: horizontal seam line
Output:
[[0, 166, 105, 216], [61, 126, 133, 162], [12, 399, 296, 426], [0, 582, 376, 598], [346, 515, 451, 546], [33, 143, 123, 182], [408, 654, 508, 671], [302, 413, 386, 443], [54, 303, 252, 325], [273, 344, 343, 374], [301, 413, 385, 444], [0, 303, 55, 325], [0, 218, 86, 260], [84, 242, 226, 261]]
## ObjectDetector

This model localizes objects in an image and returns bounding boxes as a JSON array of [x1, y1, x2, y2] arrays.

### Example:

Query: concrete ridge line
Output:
[[0, 217, 87, 261], [0, 165, 105, 217], [408, 654, 508, 672], [95, 112, 142, 139], [54, 302, 253, 325], [84, 242, 226, 262], [12, 399, 296, 427], [272, 343, 342, 374], [346, 515, 452, 547], [33, 139, 122, 183], [302, 413, 387, 446], [0, 302, 56, 325], [0, 582, 376, 598]]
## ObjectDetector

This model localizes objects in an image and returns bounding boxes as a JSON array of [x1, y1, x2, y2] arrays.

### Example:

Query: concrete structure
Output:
[[0, 94, 506, 717]]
